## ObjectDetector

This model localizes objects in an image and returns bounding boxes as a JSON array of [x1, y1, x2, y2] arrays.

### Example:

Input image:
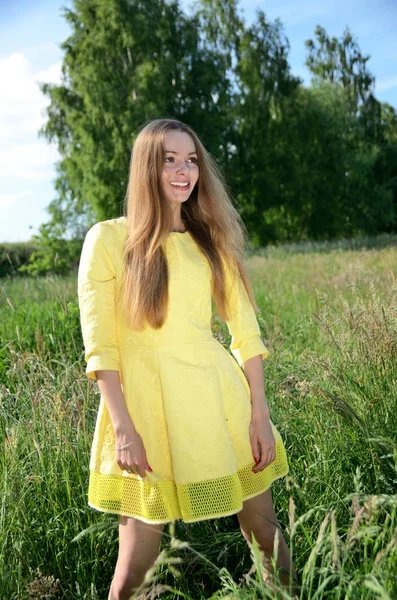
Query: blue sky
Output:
[[1, 0, 396, 242]]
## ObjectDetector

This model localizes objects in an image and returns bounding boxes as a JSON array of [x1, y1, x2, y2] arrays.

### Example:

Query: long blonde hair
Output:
[[122, 118, 259, 329]]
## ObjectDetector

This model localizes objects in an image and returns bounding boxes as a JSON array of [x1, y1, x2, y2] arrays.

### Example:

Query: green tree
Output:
[[25, 0, 233, 274], [196, 2, 301, 243], [305, 25, 375, 113], [304, 25, 395, 236], [22, 1, 396, 275]]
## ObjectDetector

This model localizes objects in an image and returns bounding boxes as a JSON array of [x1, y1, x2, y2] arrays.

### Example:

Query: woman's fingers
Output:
[[115, 444, 151, 477], [249, 429, 261, 463], [117, 453, 135, 474], [252, 440, 275, 472]]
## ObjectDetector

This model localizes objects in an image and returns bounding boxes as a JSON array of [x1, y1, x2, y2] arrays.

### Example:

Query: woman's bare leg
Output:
[[237, 488, 298, 589], [108, 515, 165, 600]]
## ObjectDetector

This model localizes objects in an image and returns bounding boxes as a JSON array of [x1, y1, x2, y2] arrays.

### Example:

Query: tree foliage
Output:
[[21, 0, 397, 275]]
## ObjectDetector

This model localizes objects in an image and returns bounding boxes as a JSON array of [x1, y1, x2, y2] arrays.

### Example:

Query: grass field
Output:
[[1, 235, 396, 599]]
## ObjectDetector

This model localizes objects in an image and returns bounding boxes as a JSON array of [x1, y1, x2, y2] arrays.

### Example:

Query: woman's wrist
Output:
[[113, 421, 138, 437], [250, 393, 271, 419], [115, 432, 141, 450]]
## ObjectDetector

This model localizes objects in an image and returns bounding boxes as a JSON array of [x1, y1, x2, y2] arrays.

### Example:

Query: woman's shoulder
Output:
[[81, 218, 127, 277], [83, 218, 127, 270], [89, 216, 126, 232], [86, 216, 127, 243]]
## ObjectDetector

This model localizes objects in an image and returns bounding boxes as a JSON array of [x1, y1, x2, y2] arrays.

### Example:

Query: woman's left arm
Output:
[[243, 354, 276, 472], [220, 257, 276, 472]]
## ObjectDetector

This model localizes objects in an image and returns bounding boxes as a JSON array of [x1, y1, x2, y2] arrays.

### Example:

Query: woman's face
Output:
[[161, 130, 199, 208]]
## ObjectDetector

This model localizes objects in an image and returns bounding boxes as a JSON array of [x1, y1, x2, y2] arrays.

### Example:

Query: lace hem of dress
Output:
[[88, 440, 289, 524]]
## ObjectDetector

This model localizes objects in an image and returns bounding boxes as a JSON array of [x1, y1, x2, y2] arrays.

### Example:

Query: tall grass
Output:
[[1, 239, 396, 599]]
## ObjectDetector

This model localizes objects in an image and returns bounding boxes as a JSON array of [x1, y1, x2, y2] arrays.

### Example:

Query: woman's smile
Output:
[[170, 181, 190, 190]]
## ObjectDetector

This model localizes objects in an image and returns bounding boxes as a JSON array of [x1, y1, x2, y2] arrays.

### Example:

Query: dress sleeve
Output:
[[77, 222, 120, 380], [223, 257, 270, 367]]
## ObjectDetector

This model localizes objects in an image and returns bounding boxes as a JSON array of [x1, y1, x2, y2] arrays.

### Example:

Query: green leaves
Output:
[[26, 0, 397, 276]]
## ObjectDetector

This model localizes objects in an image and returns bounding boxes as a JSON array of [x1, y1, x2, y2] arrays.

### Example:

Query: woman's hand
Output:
[[249, 412, 276, 473], [115, 429, 153, 478]]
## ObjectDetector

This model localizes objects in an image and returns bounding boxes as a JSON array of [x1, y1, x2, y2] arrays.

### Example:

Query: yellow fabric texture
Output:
[[77, 217, 289, 524]]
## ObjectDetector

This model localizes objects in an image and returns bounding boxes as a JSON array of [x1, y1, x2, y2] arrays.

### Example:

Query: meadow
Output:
[[1, 235, 396, 599]]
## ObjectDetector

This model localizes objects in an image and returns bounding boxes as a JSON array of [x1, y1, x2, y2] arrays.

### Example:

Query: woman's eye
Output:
[[164, 156, 198, 164]]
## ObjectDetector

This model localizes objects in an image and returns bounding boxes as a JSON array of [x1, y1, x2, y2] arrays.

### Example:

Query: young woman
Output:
[[78, 118, 297, 599]]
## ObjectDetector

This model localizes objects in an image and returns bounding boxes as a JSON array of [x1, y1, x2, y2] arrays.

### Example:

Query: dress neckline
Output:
[[119, 217, 190, 238], [167, 230, 193, 243]]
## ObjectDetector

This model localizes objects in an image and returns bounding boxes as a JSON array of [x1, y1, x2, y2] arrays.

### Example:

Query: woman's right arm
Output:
[[78, 223, 151, 476], [96, 370, 151, 476], [95, 370, 137, 436], [96, 370, 152, 476]]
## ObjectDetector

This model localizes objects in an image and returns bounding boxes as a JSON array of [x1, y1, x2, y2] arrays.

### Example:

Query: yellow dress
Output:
[[77, 216, 289, 524]]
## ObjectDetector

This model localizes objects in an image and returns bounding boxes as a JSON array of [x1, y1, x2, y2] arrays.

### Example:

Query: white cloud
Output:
[[36, 61, 63, 85], [0, 142, 59, 179], [0, 190, 32, 210], [0, 53, 60, 125], [0, 52, 61, 180]]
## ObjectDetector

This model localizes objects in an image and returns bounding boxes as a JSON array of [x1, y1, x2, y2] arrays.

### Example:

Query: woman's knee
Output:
[[237, 490, 281, 553], [109, 516, 165, 599], [118, 515, 165, 558]]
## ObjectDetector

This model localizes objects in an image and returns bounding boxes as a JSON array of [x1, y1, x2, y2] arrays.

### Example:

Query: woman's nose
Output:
[[175, 161, 187, 173]]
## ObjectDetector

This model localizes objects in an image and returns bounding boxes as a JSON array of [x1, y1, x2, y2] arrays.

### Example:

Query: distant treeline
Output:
[[0, 242, 40, 278], [4, 232, 396, 279], [21, 0, 397, 275]]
